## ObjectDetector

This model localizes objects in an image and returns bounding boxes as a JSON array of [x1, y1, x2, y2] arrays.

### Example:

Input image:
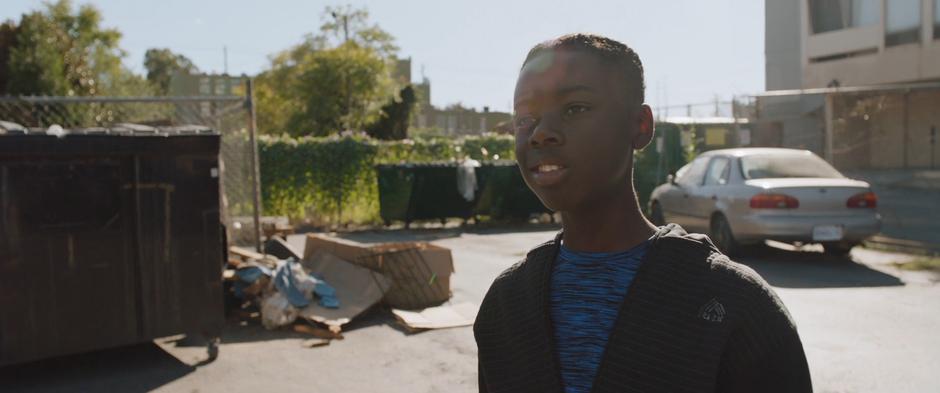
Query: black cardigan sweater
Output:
[[473, 224, 812, 393]]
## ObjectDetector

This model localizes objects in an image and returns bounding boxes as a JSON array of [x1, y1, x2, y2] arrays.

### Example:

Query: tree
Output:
[[255, 6, 401, 136], [144, 48, 199, 95], [319, 5, 398, 57], [366, 84, 416, 140], [0, 22, 16, 94], [3, 0, 149, 96]]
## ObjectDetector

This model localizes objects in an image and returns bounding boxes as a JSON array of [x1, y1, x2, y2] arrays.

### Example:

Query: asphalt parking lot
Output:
[[2, 227, 938, 393]]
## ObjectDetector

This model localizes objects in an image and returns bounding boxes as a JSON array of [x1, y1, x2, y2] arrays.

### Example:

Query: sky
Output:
[[4, 0, 765, 115]]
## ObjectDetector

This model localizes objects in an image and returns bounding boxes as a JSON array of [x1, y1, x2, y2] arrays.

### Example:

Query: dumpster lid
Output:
[[0, 121, 218, 136]]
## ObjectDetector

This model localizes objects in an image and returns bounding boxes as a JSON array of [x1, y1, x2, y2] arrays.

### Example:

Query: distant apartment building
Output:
[[759, 0, 940, 169], [167, 72, 248, 123], [399, 59, 511, 136], [413, 102, 511, 136], [169, 73, 247, 97]]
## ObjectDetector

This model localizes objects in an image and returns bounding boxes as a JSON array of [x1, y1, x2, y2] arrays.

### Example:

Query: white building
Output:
[[759, 0, 940, 170]]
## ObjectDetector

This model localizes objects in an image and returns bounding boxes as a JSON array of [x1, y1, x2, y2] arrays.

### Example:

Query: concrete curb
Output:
[[864, 235, 940, 256]]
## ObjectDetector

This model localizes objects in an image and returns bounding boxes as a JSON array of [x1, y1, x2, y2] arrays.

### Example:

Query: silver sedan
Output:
[[649, 148, 881, 255]]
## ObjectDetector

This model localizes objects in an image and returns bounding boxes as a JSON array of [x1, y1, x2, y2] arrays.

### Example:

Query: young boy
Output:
[[473, 34, 812, 393]]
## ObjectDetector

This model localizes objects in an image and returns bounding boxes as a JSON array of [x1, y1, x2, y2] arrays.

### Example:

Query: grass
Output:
[[892, 257, 940, 272]]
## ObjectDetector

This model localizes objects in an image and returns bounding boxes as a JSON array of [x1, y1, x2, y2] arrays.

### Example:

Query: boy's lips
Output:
[[528, 161, 569, 186]]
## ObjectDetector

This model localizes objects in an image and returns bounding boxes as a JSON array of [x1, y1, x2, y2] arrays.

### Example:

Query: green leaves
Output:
[[3, 0, 142, 97], [144, 48, 199, 95], [255, 6, 400, 138], [258, 134, 515, 225]]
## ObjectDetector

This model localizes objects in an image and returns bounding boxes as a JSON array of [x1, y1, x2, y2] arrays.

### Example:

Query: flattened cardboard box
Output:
[[303, 234, 454, 309]]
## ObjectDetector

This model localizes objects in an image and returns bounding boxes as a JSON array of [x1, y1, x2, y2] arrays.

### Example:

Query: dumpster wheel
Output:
[[206, 337, 220, 361]]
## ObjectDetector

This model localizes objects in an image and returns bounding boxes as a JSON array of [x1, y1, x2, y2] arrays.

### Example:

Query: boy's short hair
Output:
[[522, 33, 645, 108]]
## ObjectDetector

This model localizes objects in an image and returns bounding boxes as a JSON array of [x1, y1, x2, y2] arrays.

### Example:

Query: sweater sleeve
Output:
[[478, 359, 489, 393], [714, 287, 813, 393]]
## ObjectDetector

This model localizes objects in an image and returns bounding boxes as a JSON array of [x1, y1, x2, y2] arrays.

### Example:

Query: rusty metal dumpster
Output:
[[0, 125, 225, 366]]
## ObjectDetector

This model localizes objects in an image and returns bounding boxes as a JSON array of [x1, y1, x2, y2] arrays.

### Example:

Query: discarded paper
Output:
[[293, 323, 343, 340], [301, 338, 331, 348], [299, 250, 391, 329], [391, 302, 478, 331], [304, 234, 455, 309]]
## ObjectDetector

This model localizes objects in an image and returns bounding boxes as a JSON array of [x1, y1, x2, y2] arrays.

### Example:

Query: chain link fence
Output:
[[654, 97, 758, 121], [0, 94, 262, 247], [753, 84, 940, 171]]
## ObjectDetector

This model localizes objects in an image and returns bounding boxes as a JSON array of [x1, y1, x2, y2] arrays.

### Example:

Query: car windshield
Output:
[[740, 153, 844, 179]]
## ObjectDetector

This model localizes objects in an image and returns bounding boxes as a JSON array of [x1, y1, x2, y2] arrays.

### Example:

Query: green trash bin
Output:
[[377, 161, 550, 226], [409, 163, 475, 223], [376, 164, 415, 225], [475, 162, 549, 220], [376, 162, 477, 226]]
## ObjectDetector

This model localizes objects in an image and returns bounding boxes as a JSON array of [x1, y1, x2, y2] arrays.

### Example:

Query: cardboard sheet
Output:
[[391, 302, 478, 331], [304, 233, 455, 309], [299, 250, 391, 328]]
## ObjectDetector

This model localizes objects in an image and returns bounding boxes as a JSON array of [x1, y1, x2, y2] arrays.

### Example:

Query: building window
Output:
[[198, 77, 210, 95], [885, 0, 921, 46], [214, 78, 227, 95], [935, 0, 940, 39], [810, 0, 879, 34]]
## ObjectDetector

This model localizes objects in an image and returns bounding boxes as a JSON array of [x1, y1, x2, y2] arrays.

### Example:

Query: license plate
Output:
[[813, 225, 844, 241]]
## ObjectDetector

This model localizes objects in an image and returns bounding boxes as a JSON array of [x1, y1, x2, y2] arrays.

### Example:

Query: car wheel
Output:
[[710, 214, 739, 256], [823, 242, 857, 257], [650, 202, 665, 226]]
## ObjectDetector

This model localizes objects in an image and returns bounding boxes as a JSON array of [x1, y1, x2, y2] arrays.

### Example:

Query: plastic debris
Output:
[[260, 291, 298, 329], [456, 158, 481, 201], [46, 124, 66, 138], [273, 258, 318, 308]]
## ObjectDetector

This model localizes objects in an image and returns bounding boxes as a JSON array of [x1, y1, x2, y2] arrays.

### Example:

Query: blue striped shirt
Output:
[[550, 240, 650, 393]]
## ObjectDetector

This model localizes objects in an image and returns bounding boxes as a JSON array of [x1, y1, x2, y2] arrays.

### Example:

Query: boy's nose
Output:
[[529, 114, 564, 148]]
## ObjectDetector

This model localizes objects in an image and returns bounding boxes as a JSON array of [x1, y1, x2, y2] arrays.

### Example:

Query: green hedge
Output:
[[634, 123, 691, 213], [259, 133, 515, 225], [258, 123, 686, 225]]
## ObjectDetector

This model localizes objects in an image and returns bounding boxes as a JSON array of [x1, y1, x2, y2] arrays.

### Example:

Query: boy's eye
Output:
[[513, 115, 538, 131], [564, 104, 590, 117]]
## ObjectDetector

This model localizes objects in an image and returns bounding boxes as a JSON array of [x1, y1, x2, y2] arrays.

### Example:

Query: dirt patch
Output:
[[892, 257, 940, 272]]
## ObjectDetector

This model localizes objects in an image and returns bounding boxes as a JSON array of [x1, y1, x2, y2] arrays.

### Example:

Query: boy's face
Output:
[[513, 49, 653, 212]]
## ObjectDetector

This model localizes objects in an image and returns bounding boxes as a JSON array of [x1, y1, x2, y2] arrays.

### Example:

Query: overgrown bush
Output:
[[633, 123, 691, 213], [259, 133, 514, 225], [258, 123, 684, 226]]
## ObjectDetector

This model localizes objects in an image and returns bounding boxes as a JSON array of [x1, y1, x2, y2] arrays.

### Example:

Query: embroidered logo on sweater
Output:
[[699, 298, 726, 322]]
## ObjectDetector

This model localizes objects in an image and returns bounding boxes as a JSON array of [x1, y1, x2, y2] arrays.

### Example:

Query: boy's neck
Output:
[[560, 186, 656, 253]]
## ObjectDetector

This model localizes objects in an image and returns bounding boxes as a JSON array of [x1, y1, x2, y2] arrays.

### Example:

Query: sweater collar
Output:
[[530, 223, 688, 392]]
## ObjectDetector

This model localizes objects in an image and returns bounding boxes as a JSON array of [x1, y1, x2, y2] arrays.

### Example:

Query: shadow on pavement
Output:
[[217, 321, 312, 345], [306, 222, 562, 245], [218, 305, 405, 345], [0, 343, 194, 393], [736, 246, 904, 289]]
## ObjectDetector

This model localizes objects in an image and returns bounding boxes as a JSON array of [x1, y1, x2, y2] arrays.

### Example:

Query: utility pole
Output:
[[246, 79, 262, 252], [223, 46, 228, 74], [732, 96, 741, 146], [824, 93, 834, 163], [931, 125, 936, 169], [332, 12, 352, 131]]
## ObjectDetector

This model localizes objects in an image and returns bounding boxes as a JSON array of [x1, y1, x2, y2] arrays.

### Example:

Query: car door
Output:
[[654, 163, 688, 225], [665, 156, 709, 229], [686, 156, 731, 233]]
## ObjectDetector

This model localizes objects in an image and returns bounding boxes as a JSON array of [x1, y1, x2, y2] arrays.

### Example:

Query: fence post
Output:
[[931, 125, 936, 169], [824, 93, 834, 163], [246, 80, 263, 252]]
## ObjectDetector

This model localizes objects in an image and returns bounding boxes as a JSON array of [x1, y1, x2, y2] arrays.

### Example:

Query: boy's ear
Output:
[[632, 104, 655, 150]]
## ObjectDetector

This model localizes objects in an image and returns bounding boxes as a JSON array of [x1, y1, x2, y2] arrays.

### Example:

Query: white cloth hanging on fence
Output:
[[456, 158, 481, 202]]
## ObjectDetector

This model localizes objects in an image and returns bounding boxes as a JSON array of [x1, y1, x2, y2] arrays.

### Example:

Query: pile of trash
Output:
[[225, 235, 476, 346]]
